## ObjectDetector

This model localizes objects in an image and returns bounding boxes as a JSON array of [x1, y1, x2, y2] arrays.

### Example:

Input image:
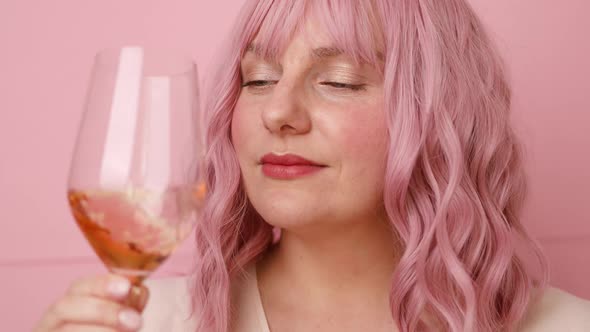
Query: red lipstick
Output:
[[260, 153, 326, 179]]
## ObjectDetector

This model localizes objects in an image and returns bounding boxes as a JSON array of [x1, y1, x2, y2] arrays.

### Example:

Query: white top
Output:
[[140, 265, 590, 331], [140, 263, 270, 332]]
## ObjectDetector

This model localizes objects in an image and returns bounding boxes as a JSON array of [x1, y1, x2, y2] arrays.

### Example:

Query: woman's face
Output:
[[231, 20, 389, 231]]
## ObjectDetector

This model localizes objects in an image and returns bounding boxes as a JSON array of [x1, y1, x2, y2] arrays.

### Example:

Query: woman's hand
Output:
[[32, 274, 149, 332]]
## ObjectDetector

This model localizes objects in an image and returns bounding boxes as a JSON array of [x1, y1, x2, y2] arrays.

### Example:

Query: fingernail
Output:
[[119, 309, 142, 329], [107, 278, 131, 297]]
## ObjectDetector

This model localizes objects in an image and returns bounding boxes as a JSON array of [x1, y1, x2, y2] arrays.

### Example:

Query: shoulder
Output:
[[139, 275, 198, 332], [136, 264, 261, 332], [518, 286, 590, 332]]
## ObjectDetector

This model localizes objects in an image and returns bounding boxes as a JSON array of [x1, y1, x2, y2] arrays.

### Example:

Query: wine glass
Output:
[[66, 46, 204, 297]]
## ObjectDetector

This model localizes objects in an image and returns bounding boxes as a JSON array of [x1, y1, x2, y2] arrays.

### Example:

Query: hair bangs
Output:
[[306, 0, 385, 70], [242, 1, 306, 63], [240, 0, 385, 71]]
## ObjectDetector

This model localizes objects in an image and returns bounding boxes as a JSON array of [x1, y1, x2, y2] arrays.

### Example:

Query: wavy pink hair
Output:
[[189, 1, 549, 331]]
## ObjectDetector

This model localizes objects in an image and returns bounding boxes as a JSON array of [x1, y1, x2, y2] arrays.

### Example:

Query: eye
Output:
[[320, 82, 366, 91], [241, 80, 277, 88]]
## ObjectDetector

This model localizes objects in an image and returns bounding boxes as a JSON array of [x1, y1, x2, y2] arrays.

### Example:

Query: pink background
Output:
[[0, 0, 588, 330]]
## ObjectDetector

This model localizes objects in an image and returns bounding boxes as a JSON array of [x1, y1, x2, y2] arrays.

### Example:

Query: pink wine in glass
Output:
[[67, 185, 205, 284]]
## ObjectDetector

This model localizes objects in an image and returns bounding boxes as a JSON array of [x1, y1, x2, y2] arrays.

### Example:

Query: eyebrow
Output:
[[244, 42, 386, 65], [244, 43, 345, 61]]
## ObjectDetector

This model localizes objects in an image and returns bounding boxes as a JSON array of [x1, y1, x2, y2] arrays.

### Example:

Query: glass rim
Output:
[[93, 45, 197, 77]]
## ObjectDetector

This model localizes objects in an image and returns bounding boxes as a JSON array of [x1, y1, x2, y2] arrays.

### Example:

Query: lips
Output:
[[260, 153, 326, 179], [260, 153, 323, 166]]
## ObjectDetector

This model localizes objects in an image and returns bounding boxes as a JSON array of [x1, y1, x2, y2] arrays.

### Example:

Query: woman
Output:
[[34, 0, 590, 331]]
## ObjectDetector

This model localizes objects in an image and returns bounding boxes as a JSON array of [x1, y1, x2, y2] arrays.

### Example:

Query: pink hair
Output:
[[189, 0, 549, 331]]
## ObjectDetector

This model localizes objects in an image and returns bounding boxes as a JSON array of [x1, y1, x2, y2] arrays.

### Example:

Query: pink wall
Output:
[[0, 1, 588, 330]]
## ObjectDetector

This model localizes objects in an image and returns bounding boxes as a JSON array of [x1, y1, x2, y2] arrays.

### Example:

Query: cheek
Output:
[[334, 103, 389, 204], [230, 101, 254, 155], [231, 99, 263, 192], [339, 104, 388, 165]]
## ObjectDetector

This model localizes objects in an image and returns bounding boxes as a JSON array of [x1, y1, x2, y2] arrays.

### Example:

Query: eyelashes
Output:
[[241, 80, 276, 88], [319, 81, 366, 91], [241, 80, 367, 92]]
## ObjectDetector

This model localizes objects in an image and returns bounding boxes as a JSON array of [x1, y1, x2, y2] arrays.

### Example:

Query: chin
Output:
[[251, 195, 322, 228]]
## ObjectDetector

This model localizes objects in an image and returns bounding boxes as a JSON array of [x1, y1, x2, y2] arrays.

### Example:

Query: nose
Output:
[[261, 80, 311, 136]]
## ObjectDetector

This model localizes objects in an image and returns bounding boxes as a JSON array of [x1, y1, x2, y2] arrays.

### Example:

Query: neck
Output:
[[257, 214, 401, 310]]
